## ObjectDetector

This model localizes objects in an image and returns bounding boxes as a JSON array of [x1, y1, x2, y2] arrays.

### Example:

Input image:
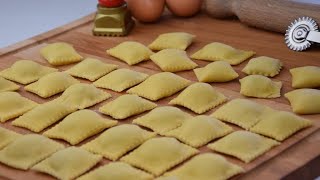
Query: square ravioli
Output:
[[32, 147, 102, 180], [12, 101, 76, 132], [0, 134, 64, 170], [107, 41, 153, 65], [127, 72, 191, 101], [94, 68, 148, 92], [290, 66, 320, 88], [169, 83, 227, 114], [150, 49, 197, 72], [285, 89, 320, 114], [40, 42, 83, 66], [25, 72, 79, 98], [163, 153, 244, 180], [194, 61, 239, 83], [0, 60, 57, 84], [239, 75, 282, 98], [121, 137, 199, 176], [82, 124, 156, 161], [0, 77, 19, 92], [242, 56, 283, 77], [99, 94, 157, 120], [0, 127, 21, 150], [66, 58, 118, 81], [191, 42, 255, 65], [207, 131, 279, 163], [0, 92, 38, 122], [55, 83, 112, 109], [148, 32, 195, 51], [77, 162, 154, 180], [250, 110, 312, 141], [132, 106, 192, 135], [164, 115, 233, 148], [212, 98, 271, 130], [44, 110, 118, 145]]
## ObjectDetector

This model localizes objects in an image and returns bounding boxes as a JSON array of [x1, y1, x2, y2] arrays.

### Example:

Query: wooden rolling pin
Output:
[[203, 0, 320, 33]]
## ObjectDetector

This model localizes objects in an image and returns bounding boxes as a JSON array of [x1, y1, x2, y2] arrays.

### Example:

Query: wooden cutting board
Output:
[[0, 12, 319, 180]]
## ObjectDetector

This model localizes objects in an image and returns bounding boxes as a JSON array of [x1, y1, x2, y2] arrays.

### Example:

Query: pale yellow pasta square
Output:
[[32, 147, 102, 180], [194, 61, 239, 83], [77, 162, 154, 180], [208, 131, 279, 163], [25, 72, 79, 98], [55, 83, 112, 109], [149, 32, 195, 51], [285, 89, 320, 114], [0, 60, 57, 84], [0, 134, 64, 170], [94, 68, 148, 92], [250, 110, 312, 141], [12, 101, 76, 132], [40, 42, 83, 66], [44, 110, 118, 145], [127, 72, 191, 101], [66, 58, 118, 81], [239, 75, 282, 98], [0, 127, 21, 150], [150, 49, 197, 72], [82, 124, 156, 161], [169, 83, 227, 114], [212, 98, 272, 130], [121, 137, 199, 176], [0, 92, 38, 122], [132, 106, 192, 135], [0, 77, 19, 92], [163, 153, 244, 180], [290, 66, 320, 88], [242, 56, 283, 77], [99, 94, 157, 120], [107, 41, 153, 65], [191, 42, 255, 65]]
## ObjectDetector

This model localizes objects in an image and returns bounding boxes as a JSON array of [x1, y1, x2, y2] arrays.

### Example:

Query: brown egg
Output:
[[126, 0, 165, 23], [166, 0, 203, 17]]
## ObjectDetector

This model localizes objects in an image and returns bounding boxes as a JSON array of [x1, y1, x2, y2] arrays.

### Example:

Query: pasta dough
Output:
[[99, 94, 157, 120], [107, 41, 153, 65], [0, 127, 21, 150], [0, 60, 57, 84], [242, 56, 283, 77], [132, 106, 192, 135], [0, 92, 38, 122], [191, 42, 255, 65], [82, 124, 156, 161], [150, 49, 197, 72], [148, 32, 195, 51], [120, 137, 199, 176], [194, 61, 239, 82], [207, 131, 279, 163], [290, 66, 320, 88], [250, 110, 312, 141], [0, 134, 64, 170], [25, 72, 79, 98], [285, 89, 320, 114], [0, 77, 19, 92], [66, 58, 118, 81], [163, 153, 244, 180], [44, 110, 118, 145], [93, 68, 148, 92], [32, 147, 102, 180], [164, 115, 233, 148], [169, 83, 227, 114], [127, 72, 191, 101], [239, 75, 282, 98], [40, 42, 83, 66]]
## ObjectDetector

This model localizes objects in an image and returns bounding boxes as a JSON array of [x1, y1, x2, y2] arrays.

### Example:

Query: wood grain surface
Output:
[[0, 12, 319, 180]]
